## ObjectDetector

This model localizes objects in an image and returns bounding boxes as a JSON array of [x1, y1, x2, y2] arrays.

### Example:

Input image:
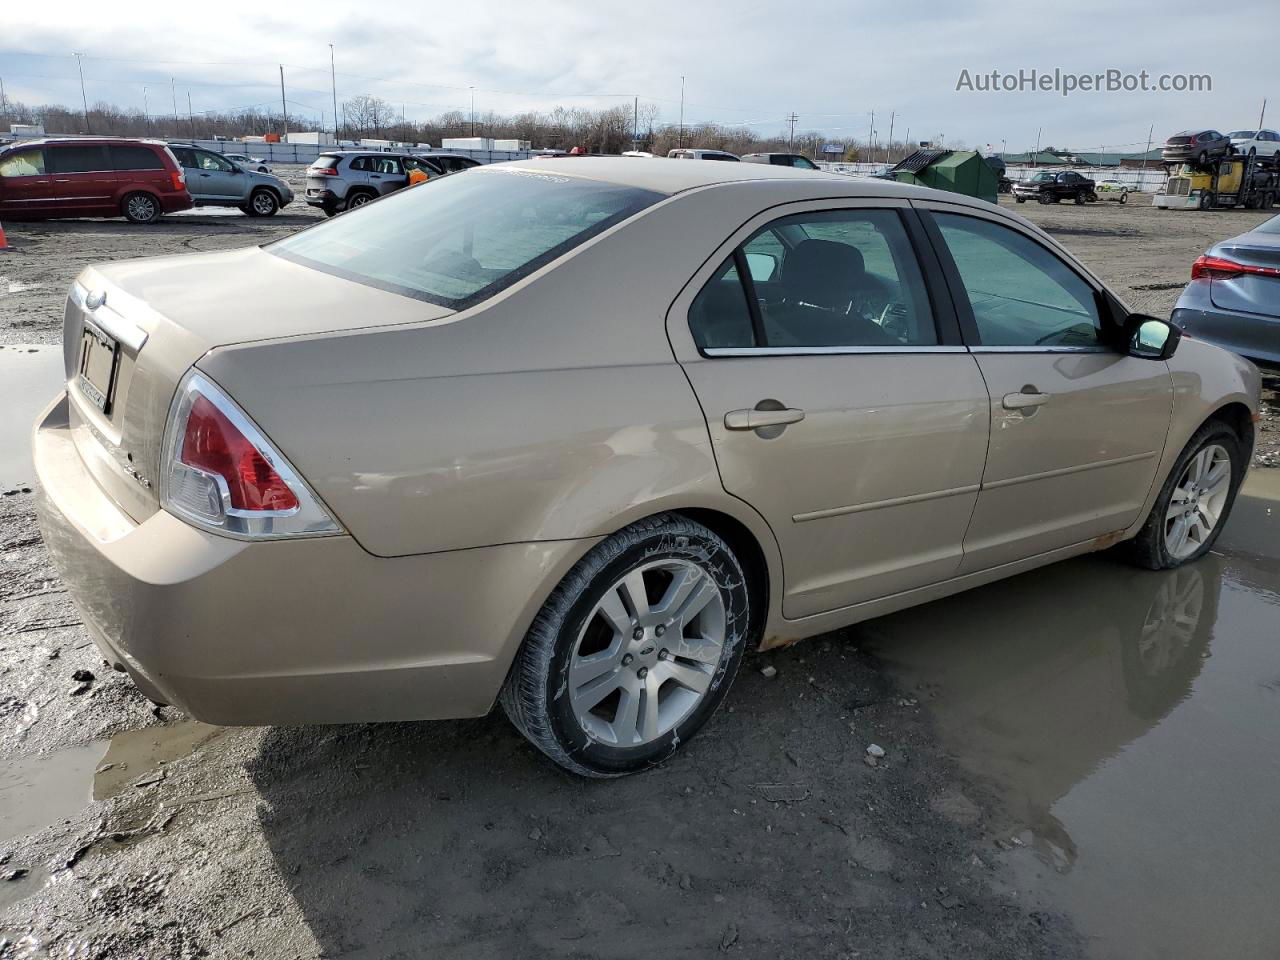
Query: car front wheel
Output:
[[244, 188, 280, 217], [501, 514, 753, 777], [1127, 421, 1244, 570]]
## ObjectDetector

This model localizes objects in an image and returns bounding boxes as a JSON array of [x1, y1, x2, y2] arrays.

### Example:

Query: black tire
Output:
[[1038, 192, 1052, 204], [1015, 196, 1026, 203], [1197, 151, 1208, 166], [500, 514, 753, 777], [1119, 190, 1128, 204], [344, 190, 375, 211], [1074, 190, 1087, 204], [322, 205, 339, 218], [1126, 420, 1245, 570], [245, 188, 279, 217], [121, 191, 162, 224], [1198, 190, 1215, 210]]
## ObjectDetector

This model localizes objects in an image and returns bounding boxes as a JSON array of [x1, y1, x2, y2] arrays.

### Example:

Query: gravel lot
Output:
[[0, 182, 1275, 959]]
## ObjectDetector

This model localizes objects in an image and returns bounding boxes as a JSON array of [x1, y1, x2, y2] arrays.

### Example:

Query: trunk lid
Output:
[[63, 248, 453, 523], [1208, 235, 1280, 318]]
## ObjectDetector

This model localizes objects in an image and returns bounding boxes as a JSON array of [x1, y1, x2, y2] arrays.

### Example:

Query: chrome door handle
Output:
[[725, 407, 806, 430], [1002, 391, 1050, 410]]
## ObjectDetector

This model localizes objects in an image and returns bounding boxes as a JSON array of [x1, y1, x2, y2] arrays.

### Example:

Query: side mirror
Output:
[[1126, 314, 1181, 360]]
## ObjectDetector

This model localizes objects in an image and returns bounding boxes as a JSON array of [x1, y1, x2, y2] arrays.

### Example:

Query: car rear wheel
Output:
[[500, 514, 753, 777], [1197, 151, 1208, 166], [245, 188, 279, 217], [1119, 190, 1128, 204], [1074, 190, 1087, 204], [1037, 192, 1051, 204], [1015, 196, 1026, 203], [1127, 421, 1244, 570], [121, 191, 162, 224], [1198, 190, 1215, 210], [345, 190, 375, 211]]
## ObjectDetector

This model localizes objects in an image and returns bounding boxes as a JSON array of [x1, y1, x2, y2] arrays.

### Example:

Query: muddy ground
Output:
[[0, 182, 1276, 959]]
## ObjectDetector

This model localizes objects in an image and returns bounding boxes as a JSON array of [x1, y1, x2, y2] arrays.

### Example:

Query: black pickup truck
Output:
[[1012, 170, 1097, 204]]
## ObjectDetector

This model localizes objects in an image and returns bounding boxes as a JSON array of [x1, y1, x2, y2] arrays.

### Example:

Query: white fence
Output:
[[815, 160, 1169, 192], [185, 139, 539, 166]]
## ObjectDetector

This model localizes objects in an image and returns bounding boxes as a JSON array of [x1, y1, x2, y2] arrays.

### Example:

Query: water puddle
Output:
[[860, 472, 1280, 959], [0, 344, 64, 488], [0, 721, 222, 847]]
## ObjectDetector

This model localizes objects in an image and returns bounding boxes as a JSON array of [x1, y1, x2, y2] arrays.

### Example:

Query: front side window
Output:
[[0, 149, 45, 177], [196, 151, 234, 172], [933, 212, 1102, 348], [688, 208, 936, 350], [270, 167, 661, 308], [46, 146, 109, 174]]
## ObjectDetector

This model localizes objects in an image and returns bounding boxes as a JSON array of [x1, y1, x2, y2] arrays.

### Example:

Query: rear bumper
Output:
[[34, 393, 589, 725], [161, 192, 194, 214], [1172, 285, 1280, 369]]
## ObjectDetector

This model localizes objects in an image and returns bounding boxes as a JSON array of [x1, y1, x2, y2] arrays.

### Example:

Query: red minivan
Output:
[[0, 138, 193, 224]]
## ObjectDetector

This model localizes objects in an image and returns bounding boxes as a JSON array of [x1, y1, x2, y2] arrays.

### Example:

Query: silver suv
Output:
[[304, 151, 481, 216], [168, 145, 294, 216]]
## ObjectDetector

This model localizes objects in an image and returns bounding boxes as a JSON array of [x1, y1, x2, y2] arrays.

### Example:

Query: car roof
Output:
[[2, 137, 171, 151], [492, 156, 974, 202]]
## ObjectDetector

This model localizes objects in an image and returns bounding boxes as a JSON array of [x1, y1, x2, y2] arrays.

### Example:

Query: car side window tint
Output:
[[172, 148, 196, 168], [933, 212, 1103, 348], [745, 209, 937, 348], [46, 146, 109, 173], [688, 257, 756, 350], [109, 146, 164, 171], [0, 149, 45, 176], [349, 157, 371, 171], [197, 152, 234, 172]]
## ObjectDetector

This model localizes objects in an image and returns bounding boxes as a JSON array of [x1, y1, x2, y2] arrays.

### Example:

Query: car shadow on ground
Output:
[[243, 633, 1081, 960]]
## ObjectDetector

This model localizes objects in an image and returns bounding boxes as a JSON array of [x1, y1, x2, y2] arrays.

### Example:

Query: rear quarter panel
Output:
[[196, 181, 809, 563]]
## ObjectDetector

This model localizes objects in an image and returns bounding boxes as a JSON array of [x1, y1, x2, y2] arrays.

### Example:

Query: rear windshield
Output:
[[310, 155, 340, 170], [269, 167, 662, 308]]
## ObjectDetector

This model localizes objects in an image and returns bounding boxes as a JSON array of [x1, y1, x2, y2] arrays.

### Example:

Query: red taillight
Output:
[[180, 394, 298, 511], [171, 170, 185, 190], [310, 167, 337, 175], [1192, 254, 1280, 281]]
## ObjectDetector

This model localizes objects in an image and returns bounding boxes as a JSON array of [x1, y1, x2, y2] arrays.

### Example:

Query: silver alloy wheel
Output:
[[1164, 443, 1231, 560], [252, 191, 276, 215], [568, 559, 726, 747], [127, 195, 156, 221], [348, 192, 372, 207]]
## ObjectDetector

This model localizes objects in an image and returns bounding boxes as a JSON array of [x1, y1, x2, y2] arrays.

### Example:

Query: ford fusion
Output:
[[35, 159, 1259, 776]]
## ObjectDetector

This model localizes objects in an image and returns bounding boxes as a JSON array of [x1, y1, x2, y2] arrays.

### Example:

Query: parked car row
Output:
[[1161, 129, 1280, 166], [0, 137, 295, 223], [304, 150, 480, 216]]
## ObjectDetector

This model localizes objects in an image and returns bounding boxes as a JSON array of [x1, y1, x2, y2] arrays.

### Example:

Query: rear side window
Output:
[[110, 145, 164, 171], [270, 167, 662, 308], [689, 258, 755, 350], [0, 149, 45, 176], [46, 145, 110, 173], [349, 156, 373, 171]]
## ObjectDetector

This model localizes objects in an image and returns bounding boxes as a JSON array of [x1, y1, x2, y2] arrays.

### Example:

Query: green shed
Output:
[[890, 149, 999, 204]]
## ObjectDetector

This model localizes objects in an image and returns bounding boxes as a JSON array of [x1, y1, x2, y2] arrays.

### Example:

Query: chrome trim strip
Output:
[[970, 345, 1112, 354], [982, 451, 1157, 490], [704, 345, 969, 357], [793, 483, 981, 523], [88, 304, 148, 353]]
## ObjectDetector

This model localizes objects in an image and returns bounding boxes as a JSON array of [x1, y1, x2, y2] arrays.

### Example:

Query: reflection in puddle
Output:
[[0, 721, 221, 847], [860, 473, 1280, 959], [0, 344, 64, 487]]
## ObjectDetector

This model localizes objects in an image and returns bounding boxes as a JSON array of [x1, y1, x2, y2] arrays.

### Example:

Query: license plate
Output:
[[78, 321, 120, 414]]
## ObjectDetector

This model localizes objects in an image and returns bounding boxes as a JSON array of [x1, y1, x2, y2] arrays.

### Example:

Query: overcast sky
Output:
[[2, 0, 1274, 152]]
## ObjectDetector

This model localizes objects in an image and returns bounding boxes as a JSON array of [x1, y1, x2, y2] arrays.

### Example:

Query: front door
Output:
[[190, 150, 243, 202], [0, 147, 51, 217], [369, 156, 407, 195], [669, 201, 991, 618], [920, 203, 1173, 573], [44, 144, 116, 214]]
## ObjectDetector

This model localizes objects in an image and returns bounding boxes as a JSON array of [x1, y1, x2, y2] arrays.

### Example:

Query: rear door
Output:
[[369, 155, 407, 195], [668, 199, 991, 618], [44, 144, 115, 214], [917, 201, 1172, 573], [0, 147, 51, 216]]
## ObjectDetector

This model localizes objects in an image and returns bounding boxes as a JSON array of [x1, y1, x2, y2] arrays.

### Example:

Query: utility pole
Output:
[[329, 43, 339, 142], [187, 91, 194, 139], [171, 78, 178, 138], [401, 103, 406, 143], [867, 110, 874, 155], [632, 96, 639, 151], [1260, 98, 1268, 130], [1139, 123, 1154, 187], [470, 87, 476, 136], [786, 112, 798, 152], [903, 127, 910, 152], [279, 65, 288, 140], [678, 75, 685, 147], [74, 52, 91, 134], [1033, 126, 1042, 167], [885, 111, 895, 163], [142, 86, 149, 132], [0, 76, 9, 132]]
